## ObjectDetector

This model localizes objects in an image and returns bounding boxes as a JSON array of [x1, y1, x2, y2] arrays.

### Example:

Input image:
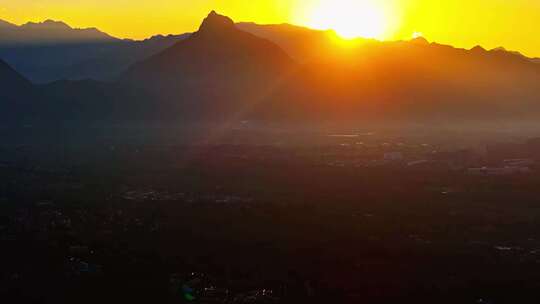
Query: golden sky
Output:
[[1, 0, 539, 57]]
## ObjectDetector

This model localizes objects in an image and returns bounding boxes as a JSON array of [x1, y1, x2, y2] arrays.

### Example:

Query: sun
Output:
[[303, 0, 389, 39]]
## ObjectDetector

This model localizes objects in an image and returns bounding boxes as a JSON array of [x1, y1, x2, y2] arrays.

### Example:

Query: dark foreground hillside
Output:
[[2, 131, 540, 303]]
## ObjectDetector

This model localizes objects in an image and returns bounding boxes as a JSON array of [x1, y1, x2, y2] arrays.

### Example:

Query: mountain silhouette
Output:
[[2, 12, 539, 127], [198, 10, 235, 33], [2, 15, 537, 86], [120, 14, 540, 123], [121, 11, 294, 120]]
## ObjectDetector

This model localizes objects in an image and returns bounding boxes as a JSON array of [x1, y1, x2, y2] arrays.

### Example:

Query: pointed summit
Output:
[[198, 11, 236, 34], [470, 45, 487, 53], [120, 10, 294, 121]]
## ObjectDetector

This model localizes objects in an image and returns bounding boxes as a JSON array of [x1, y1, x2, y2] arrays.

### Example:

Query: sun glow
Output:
[[412, 31, 424, 39], [303, 0, 391, 39]]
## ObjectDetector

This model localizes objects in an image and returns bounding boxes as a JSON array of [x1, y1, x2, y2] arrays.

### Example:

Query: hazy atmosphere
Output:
[[1, 1, 540, 304]]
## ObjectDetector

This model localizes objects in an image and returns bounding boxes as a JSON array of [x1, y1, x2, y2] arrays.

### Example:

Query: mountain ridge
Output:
[[0, 19, 189, 83], [1, 11, 539, 126], [2, 16, 537, 60], [0, 19, 16, 28], [238, 21, 538, 65], [119, 11, 540, 123], [0, 18, 116, 45]]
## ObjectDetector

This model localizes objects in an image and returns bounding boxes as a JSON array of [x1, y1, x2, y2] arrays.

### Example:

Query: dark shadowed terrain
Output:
[[1, 9, 540, 304]]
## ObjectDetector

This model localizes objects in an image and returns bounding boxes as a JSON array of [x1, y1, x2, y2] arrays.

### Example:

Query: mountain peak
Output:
[[492, 46, 507, 52], [43, 19, 70, 27], [411, 36, 429, 45], [470, 45, 487, 53], [22, 19, 71, 29], [198, 11, 236, 34]]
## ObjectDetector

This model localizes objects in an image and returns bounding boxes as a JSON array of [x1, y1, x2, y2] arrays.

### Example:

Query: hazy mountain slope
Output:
[[271, 40, 540, 122], [0, 59, 33, 97], [236, 23, 540, 119], [0, 59, 38, 122], [237, 22, 349, 62], [0, 35, 188, 83], [0, 19, 189, 83], [37, 80, 153, 123]]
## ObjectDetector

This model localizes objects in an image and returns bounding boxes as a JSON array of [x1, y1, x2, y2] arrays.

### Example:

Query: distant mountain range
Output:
[[1, 11, 539, 126], [0, 19, 115, 45], [1, 16, 537, 84], [0, 19, 188, 83], [239, 23, 540, 66], [121, 11, 540, 123]]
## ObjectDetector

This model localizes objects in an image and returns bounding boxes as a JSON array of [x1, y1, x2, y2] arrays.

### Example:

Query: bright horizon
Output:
[[1, 0, 539, 57]]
